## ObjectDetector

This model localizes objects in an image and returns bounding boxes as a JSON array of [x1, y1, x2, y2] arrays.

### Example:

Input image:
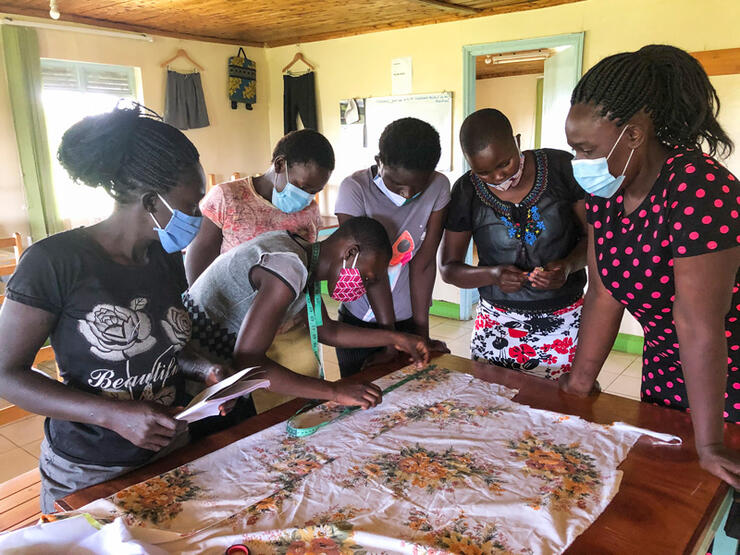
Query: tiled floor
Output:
[[0, 300, 642, 487]]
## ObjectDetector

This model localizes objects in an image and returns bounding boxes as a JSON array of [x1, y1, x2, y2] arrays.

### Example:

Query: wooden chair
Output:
[[0, 233, 23, 305], [0, 468, 42, 532], [0, 232, 59, 425]]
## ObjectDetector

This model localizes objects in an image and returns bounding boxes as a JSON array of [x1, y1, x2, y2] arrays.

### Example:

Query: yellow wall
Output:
[[476, 74, 541, 150], [0, 15, 272, 238], [264, 0, 740, 181], [0, 0, 738, 314]]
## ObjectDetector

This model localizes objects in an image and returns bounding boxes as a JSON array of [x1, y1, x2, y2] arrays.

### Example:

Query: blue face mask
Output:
[[571, 125, 635, 198], [373, 174, 421, 207], [272, 166, 313, 213], [150, 194, 203, 253]]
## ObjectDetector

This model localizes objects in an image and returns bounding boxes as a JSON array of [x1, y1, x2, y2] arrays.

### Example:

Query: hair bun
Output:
[[57, 106, 141, 191]]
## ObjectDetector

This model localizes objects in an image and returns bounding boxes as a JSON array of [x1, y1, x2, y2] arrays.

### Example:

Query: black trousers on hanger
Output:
[[283, 72, 317, 133]]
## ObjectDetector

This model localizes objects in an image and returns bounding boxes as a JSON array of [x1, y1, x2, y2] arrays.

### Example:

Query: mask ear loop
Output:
[[350, 251, 359, 269], [621, 148, 635, 176], [157, 193, 175, 213], [150, 193, 173, 229], [606, 125, 630, 160], [149, 212, 163, 229]]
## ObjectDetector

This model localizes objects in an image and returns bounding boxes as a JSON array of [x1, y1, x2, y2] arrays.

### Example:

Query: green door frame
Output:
[[457, 32, 584, 321]]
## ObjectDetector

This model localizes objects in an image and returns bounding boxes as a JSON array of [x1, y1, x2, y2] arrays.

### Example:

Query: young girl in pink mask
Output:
[[183, 216, 430, 433]]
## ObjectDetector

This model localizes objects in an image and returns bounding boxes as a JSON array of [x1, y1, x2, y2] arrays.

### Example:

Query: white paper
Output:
[[391, 56, 412, 95], [176, 367, 270, 423]]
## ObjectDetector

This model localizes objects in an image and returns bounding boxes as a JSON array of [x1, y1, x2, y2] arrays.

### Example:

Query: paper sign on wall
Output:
[[391, 57, 412, 95]]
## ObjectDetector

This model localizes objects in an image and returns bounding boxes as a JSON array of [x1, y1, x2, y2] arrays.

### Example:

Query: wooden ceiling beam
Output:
[[0, 0, 585, 49], [0, 3, 264, 47], [690, 47, 740, 77], [409, 0, 482, 15]]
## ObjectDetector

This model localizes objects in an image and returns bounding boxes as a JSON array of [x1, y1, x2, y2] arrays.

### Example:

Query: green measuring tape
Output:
[[305, 242, 324, 380], [286, 365, 436, 437]]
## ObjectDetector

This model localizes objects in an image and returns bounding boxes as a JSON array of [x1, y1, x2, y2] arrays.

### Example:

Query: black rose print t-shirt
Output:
[[6, 228, 190, 466]]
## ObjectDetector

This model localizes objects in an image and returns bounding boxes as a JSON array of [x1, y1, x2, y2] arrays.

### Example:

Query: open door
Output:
[[540, 44, 582, 151]]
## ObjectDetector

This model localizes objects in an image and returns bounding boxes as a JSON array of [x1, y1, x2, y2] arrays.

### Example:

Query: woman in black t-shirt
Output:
[[560, 45, 739, 497], [0, 106, 222, 512], [440, 109, 587, 380]]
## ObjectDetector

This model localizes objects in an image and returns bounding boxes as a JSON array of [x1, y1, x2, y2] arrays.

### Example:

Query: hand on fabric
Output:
[[558, 373, 601, 397], [697, 443, 740, 488], [491, 265, 527, 293], [331, 381, 383, 409], [528, 261, 570, 290], [204, 364, 239, 416], [392, 333, 431, 368], [107, 401, 187, 451]]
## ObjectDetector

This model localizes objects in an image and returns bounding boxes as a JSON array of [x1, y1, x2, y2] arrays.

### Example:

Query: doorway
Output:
[[457, 33, 584, 319]]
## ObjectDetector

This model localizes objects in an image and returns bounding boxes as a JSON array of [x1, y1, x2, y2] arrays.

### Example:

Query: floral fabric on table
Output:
[[74, 364, 649, 554]]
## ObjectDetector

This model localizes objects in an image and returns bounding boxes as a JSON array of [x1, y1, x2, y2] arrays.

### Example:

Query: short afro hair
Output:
[[378, 117, 441, 171]]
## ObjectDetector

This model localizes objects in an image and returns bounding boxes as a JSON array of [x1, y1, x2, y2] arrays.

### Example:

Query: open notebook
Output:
[[176, 367, 270, 423]]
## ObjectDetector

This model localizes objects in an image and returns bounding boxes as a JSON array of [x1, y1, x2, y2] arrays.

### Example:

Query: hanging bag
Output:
[[228, 47, 256, 110]]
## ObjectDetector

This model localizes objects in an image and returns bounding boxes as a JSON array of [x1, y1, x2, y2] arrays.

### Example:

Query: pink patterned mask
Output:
[[331, 252, 366, 303]]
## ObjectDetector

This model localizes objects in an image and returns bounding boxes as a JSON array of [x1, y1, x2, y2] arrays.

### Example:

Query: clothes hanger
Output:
[[160, 48, 205, 71], [282, 52, 315, 74]]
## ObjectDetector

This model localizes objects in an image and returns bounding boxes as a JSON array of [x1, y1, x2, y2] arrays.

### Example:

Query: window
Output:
[[40, 59, 141, 229]]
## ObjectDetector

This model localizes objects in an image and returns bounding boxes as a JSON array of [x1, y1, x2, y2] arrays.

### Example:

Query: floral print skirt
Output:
[[471, 297, 583, 380]]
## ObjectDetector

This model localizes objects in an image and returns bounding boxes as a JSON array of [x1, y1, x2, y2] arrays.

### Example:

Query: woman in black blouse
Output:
[[440, 108, 587, 380]]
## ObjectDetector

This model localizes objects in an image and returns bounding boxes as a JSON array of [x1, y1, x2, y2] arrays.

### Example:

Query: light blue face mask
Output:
[[150, 194, 203, 253], [272, 166, 313, 213], [373, 174, 421, 207], [571, 125, 635, 198]]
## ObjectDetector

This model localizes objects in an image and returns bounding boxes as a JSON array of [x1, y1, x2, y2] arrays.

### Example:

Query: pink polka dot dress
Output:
[[585, 149, 739, 422]]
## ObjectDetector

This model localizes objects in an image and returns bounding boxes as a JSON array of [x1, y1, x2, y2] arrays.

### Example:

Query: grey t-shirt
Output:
[[334, 166, 451, 322], [184, 231, 310, 361]]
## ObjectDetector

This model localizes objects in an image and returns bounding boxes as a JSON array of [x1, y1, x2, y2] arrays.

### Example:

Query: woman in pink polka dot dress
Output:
[[561, 45, 739, 494]]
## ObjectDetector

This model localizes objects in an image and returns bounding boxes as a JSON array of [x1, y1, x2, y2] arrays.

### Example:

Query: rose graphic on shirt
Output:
[[161, 307, 191, 351], [78, 298, 156, 361]]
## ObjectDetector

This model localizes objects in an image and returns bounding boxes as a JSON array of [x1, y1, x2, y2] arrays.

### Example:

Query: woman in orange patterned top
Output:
[[184, 129, 333, 284], [184, 130, 335, 413]]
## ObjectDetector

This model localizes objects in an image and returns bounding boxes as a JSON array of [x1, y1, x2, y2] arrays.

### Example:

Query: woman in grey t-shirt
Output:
[[184, 217, 430, 431]]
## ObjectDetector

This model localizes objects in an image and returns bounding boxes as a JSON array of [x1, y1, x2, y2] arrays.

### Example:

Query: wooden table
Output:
[[58, 354, 738, 554]]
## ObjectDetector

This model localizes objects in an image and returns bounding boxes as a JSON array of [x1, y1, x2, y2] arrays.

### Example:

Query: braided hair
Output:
[[271, 129, 335, 171], [57, 104, 200, 203], [571, 44, 733, 158]]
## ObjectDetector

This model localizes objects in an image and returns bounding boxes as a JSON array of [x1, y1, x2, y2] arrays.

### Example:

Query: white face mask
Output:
[[478, 141, 525, 192], [373, 174, 421, 207]]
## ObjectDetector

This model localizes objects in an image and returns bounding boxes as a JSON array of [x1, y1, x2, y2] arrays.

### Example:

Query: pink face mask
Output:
[[331, 252, 366, 303]]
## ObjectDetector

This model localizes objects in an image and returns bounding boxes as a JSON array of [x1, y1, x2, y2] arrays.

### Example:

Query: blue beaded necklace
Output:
[[471, 150, 548, 246]]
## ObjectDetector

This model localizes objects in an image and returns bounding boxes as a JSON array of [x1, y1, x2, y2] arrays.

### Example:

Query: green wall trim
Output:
[[534, 77, 544, 149], [430, 300, 461, 320], [612, 333, 644, 355]]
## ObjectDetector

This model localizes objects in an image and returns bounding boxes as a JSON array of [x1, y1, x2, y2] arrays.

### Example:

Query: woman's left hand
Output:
[[697, 443, 740, 488], [204, 364, 238, 416], [529, 261, 570, 290]]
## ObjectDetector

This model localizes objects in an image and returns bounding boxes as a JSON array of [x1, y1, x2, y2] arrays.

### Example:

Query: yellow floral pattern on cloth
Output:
[[507, 432, 601, 511], [112, 466, 201, 525], [404, 509, 534, 555], [342, 444, 504, 497], [245, 524, 365, 555], [66, 363, 647, 554], [369, 400, 511, 438]]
